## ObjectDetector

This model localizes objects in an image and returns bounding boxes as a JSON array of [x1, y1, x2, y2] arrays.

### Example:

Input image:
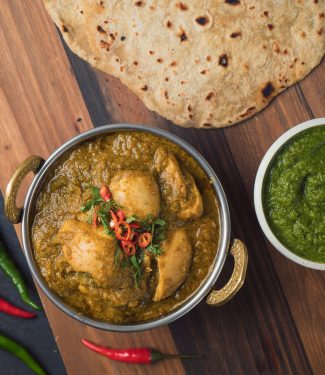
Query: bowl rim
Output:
[[22, 124, 231, 331], [254, 118, 325, 271]]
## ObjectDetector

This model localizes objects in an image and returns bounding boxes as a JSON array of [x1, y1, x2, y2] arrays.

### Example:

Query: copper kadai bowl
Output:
[[5, 124, 248, 332]]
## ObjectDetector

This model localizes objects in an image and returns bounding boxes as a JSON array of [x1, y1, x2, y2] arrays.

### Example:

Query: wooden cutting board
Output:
[[0, 1, 324, 374]]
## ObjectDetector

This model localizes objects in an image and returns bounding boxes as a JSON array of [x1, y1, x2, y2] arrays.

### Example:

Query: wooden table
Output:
[[0, 1, 324, 374]]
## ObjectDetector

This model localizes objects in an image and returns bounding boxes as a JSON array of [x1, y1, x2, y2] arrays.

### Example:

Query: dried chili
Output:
[[82, 339, 201, 364], [0, 240, 41, 310], [0, 334, 46, 375], [0, 297, 36, 318]]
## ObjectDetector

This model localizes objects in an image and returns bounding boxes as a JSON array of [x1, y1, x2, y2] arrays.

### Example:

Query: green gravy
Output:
[[32, 132, 220, 323], [263, 125, 325, 263]]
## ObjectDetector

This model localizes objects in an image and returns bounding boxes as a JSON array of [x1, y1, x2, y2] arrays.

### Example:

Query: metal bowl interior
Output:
[[22, 124, 231, 331]]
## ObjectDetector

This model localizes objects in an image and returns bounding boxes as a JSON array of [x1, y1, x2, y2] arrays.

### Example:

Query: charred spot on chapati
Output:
[[262, 82, 274, 97], [219, 54, 228, 67]]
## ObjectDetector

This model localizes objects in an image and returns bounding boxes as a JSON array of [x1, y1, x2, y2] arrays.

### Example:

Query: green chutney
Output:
[[263, 125, 325, 263]]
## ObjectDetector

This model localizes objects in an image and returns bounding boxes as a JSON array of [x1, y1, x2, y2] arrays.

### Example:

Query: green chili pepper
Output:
[[0, 334, 46, 375], [0, 240, 41, 310]]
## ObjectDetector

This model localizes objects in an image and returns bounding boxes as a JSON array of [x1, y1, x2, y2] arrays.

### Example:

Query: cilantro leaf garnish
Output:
[[130, 254, 141, 287], [80, 186, 103, 212], [114, 244, 123, 267], [126, 215, 138, 223]]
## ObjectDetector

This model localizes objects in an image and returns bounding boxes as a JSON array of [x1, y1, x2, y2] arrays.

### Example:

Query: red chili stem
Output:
[[0, 298, 36, 319], [81, 339, 201, 364]]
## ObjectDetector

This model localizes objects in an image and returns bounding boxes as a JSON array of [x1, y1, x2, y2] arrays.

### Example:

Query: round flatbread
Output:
[[43, 0, 92, 61], [45, 0, 325, 128]]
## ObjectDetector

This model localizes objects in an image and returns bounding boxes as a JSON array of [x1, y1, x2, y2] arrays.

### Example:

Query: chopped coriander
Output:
[[152, 218, 166, 226], [114, 245, 122, 267], [130, 254, 141, 287], [126, 215, 138, 223]]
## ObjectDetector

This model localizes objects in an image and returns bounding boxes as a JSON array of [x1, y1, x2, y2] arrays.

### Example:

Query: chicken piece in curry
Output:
[[32, 132, 220, 323]]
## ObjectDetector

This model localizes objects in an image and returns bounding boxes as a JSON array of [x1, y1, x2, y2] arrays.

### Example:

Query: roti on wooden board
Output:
[[44, 0, 325, 128]]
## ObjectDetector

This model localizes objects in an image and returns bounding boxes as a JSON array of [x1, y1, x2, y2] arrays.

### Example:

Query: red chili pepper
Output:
[[129, 231, 139, 245], [110, 210, 120, 228], [138, 233, 152, 248], [121, 241, 136, 256], [129, 223, 141, 229], [116, 209, 125, 222], [92, 206, 99, 228], [99, 185, 111, 202], [0, 298, 36, 319], [82, 339, 201, 364], [114, 221, 131, 241]]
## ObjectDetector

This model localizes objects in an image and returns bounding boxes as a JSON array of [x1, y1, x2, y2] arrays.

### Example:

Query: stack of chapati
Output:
[[44, 0, 325, 128]]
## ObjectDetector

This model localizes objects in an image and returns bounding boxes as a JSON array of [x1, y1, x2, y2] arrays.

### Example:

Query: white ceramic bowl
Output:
[[254, 118, 325, 271]]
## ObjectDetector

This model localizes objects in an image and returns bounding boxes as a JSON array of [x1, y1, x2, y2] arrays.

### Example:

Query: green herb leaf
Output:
[[99, 200, 118, 215], [130, 254, 141, 287], [146, 244, 162, 255], [91, 186, 101, 200], [80, 186, 104, 212], [126, 215, 138, 223], [80, 198, 102, 212], [114, 244, 122, 267], [153, 218, 166, 227]]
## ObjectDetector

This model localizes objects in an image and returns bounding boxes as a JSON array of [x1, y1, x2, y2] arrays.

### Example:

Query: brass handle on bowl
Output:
[[206, 239, 248, 306], [5, 155, 44, 224]]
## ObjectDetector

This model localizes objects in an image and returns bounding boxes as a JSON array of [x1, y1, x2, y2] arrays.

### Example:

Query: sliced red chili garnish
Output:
[[121, 241, 136, 256], [129, 223, 141, 229], [116, 209, 125, 222], [100, 185, 111, 201], [129, 231, 139, 245], [92, 206, 100, 228], [110, 210, 120, 228], [138, 232, 152, 248], [115, 221, 131, 241]]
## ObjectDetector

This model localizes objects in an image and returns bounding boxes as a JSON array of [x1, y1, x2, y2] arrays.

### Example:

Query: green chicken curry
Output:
[[32, 131, 220, 323]]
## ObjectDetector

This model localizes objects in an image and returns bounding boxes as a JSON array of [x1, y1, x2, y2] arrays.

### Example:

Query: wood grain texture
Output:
[[0, 0, 324, 374], [0, 1, 184, 375]]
